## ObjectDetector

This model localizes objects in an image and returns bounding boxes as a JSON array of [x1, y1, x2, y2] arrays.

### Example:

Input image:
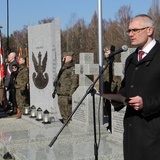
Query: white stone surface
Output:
[[28, 19, 61, 119], [0, 117, 123, 160]]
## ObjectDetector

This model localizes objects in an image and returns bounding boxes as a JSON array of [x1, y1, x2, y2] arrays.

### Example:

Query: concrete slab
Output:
[[0, 116, 123, 160]]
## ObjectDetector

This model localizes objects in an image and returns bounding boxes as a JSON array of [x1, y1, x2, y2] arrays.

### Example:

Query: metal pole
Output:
[[0, 25, 3, 50], [0, 26, 2, 33], [98, 0, 103, 93], [0, 25, 3, 48], [7, 0, 9, 54]]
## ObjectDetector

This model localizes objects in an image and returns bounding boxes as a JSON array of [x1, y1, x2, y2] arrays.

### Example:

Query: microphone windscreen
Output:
[[122, 45, 128, 51]]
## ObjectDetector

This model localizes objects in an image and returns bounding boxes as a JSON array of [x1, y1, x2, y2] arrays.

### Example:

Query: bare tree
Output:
[[148, 0, 160, 40], [65, 13, 78, 51], [115, 5, 132, 47], [86, 11, 98, 62], [71, 19, 87, 62], [7, 4, 160, 63], [9, 26, 28, 54], [103, 19, 119, 47], [38, 18, 54, 24]]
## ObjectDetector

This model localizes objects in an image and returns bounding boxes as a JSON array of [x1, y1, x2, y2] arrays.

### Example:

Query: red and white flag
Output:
[[16, 47, 23, 63], [19, 47, 22, 56], [0, 30, 5, 84]]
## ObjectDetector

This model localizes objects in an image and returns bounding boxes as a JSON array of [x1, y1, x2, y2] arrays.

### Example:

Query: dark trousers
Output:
[[104, 99, 112, 132], [10, 88, 17, 112], [5, 88, 17, 113]]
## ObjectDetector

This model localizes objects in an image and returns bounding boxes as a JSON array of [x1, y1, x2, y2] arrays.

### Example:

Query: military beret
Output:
[[62, 52, 74, 57], [103, 46, 110, 52], [104, 45, 116, 52]]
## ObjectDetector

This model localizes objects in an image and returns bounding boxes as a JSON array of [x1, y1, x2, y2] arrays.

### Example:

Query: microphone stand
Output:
[[49, 57, 114, 160], [52, 58, 66, 99]]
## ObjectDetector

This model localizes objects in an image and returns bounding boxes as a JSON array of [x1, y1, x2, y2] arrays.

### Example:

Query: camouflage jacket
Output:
[[56, 61, 79, 98], [15, 64, 29, 91]]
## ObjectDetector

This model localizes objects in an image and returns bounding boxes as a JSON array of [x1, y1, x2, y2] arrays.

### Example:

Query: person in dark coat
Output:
[[4, 52, 19, 114], [112, 14, 160, 160]]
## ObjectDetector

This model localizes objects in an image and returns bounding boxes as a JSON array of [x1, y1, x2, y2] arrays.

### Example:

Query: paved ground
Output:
[[0, 113, 64, 160], [0, 111, 123, 160]]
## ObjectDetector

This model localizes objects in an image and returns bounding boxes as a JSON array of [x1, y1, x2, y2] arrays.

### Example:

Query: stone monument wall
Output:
[[71, 53, 105, 132], [28, 19, 61, 118]]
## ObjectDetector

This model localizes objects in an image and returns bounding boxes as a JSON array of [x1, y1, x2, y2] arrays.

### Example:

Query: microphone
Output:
[[62, 57, 66, 64], [104, 45, 128, 59]]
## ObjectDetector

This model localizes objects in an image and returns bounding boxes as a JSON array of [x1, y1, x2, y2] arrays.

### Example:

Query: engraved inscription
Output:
[[73, 100, 86, 122], [113, 113, 123, 134]]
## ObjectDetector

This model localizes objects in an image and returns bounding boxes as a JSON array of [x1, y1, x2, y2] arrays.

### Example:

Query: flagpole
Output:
[[0, 25, 2, 87], [98, 0, 103, 93], [0, 26, 2, 37], [0, 26, 5, 86], [7, 0, 9, 54], [0, 25, 6, 108]]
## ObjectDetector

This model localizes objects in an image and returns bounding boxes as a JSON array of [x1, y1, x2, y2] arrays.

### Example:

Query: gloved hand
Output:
[[52, 92, 56, 99], [53, 81, 56, 87], [68, 97, 72, 104], [20, 90, 25, 95]]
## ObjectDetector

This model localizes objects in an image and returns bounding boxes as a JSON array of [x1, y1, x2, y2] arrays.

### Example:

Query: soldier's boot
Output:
[[16, 108, 21, 118]]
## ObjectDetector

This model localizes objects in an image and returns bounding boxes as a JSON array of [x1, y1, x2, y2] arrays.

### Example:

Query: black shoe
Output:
[[3, 106, 11, 112], [107, 126, 111, 133], [6, 110, 13, 115], [11, 110, 17, 115], [59, 119, 64, 124], [6, 109, 17, 116], [3, 152, 12, 159]]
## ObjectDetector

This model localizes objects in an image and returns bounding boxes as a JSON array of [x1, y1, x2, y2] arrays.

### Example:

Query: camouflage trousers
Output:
[[58, 96, 72, 122], [16, 89, 26, 114]]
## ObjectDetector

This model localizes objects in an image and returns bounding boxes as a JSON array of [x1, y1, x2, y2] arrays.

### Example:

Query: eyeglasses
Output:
[[127, 27, 150, 34]]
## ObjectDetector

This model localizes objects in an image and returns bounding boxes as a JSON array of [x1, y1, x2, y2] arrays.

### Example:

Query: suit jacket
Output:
[[4, 59, 19, 89], [119, 40, 160, 160]]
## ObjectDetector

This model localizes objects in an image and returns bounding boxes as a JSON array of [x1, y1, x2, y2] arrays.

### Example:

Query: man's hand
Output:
[[128, 96, 143, 111]]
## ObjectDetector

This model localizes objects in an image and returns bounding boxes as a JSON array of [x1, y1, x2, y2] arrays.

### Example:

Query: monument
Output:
[[71, 53, 105, 132], [28, 19, 61, 118], [0, 51, 135, 160]]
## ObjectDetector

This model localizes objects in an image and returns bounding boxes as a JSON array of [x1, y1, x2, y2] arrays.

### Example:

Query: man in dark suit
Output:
[[112, 14, 160, 160], [4, 52, 19, 114]]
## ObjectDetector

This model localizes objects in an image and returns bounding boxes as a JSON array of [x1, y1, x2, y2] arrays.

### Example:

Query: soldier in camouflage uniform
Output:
[[55, 52, 79, 123], [15, 55, 29, 118]]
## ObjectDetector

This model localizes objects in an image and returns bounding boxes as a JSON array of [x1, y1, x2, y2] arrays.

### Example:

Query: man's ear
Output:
[[148, 26, 154, 36]]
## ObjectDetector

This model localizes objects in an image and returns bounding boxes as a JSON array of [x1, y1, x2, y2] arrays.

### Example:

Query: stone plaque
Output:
[[71, 53, 105, 132], [28, 19, 61, 118]]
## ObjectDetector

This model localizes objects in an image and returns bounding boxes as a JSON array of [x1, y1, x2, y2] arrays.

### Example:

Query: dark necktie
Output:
[[139, 51, 144, 61]]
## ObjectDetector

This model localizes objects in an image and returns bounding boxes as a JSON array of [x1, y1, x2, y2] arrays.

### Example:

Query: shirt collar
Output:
[[141, 39, 156, 54]]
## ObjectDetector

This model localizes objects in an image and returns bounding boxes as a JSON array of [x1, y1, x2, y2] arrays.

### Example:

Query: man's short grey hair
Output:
[[9, 52, 17, 58], [134, 14, 154, 27]]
